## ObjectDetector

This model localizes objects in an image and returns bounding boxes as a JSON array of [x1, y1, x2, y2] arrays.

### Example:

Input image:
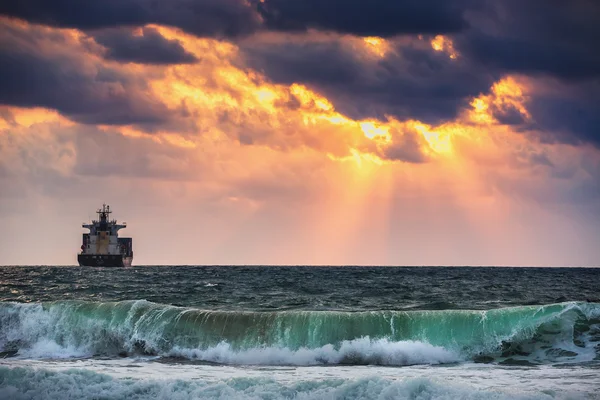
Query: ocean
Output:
[[0, 266, 599, 399]]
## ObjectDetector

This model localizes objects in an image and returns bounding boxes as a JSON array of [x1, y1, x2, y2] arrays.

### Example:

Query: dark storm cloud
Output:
[[245, 0, 600, 146], [525, 81, 600, 148], [0, 0, 261, 38], [457, 0, 600, 81], [0, 0, 477, 38], [511, 90, 600, 148], [256, 0, 474, 37], [93, 27, 198, 65], [500, 85, 600, 148], [0, 20, 171, 126], [453, 0, 600, 147], [489, 103, 527, 126], [1, 1, 599, 148], [458, 34, 600, 82], [241, 38, 496, 125]]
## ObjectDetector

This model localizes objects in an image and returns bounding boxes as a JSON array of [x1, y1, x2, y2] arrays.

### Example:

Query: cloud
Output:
[[1, 0, 480, 39], [240, 35, 496, 125], [0, 18, 172, 126], [524, 79, 600, 148], [72, 126, 197, 180], [489, 103, 527, 126], [379, 127, 428, 163], [7, 123, 203, 185], [2, 0, 597, 149], [256, 0, 474, 36], [92, 26, 198, 65], [0, 108, 332, 207], [243, 1, 600, 148], [451, 1, 600, 147], [457, 0, 600, 81], [458, 34, 600, 82], [0, 0, 262, 38]]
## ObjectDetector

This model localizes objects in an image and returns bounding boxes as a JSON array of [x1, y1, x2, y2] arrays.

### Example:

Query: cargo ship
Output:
[[78, 204, 133, 267]]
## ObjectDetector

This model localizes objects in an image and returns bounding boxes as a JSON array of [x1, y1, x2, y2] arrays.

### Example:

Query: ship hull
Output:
[[78, 254, 133, 268]]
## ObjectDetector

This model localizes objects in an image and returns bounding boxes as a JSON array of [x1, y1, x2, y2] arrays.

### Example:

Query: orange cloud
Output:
[[465, 76, 531, 125], [430, 35, 457, 59]]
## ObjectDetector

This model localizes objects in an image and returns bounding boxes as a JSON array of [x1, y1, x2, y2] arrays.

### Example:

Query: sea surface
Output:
[[1, 266, 599, 399]]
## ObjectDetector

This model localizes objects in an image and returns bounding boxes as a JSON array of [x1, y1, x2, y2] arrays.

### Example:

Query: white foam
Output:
[[0, 364, 580, 400], [169, 337, 462, 366], [17, 339, 92, 359]]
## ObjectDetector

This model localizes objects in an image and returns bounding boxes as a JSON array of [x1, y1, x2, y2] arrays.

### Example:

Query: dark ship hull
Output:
[[78, 254, 133, 268]]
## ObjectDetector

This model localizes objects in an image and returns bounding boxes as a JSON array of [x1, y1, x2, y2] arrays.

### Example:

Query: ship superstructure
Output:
[[78, 204, 133, 267]]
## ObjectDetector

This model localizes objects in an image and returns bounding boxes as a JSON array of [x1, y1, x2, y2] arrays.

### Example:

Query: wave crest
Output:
[[1, 300, 598, 365]]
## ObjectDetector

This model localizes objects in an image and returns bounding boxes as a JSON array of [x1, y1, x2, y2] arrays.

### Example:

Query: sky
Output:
[[0, 1, 599, 266]]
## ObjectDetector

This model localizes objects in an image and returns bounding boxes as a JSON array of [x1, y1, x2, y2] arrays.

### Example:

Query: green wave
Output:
[[1, 301, 599, 364]]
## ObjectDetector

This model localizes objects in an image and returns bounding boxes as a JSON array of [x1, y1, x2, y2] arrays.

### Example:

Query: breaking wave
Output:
[[1, 300, 599, 365]]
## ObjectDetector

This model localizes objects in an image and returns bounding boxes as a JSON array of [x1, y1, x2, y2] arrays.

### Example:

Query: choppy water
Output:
[[1, 266, 599, 399]]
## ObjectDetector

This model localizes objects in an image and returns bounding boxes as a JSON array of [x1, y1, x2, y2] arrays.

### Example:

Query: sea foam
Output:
[[168, 337, 460, 366], [0, 366, 576, 400]]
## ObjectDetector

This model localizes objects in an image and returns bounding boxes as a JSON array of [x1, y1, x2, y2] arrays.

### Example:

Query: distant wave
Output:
[[1, 300, 599, 365]]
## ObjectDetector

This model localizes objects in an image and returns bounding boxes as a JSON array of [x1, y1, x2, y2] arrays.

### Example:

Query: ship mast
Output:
[[97, 203, 111, 221], [97, 204, 111, 231]]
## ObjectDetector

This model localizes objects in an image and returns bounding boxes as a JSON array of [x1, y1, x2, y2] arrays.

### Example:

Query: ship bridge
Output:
[[82, 204, 127, 235]]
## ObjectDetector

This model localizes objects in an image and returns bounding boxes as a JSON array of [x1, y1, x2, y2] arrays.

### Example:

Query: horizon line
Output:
[[1, 264, 599, 268]]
